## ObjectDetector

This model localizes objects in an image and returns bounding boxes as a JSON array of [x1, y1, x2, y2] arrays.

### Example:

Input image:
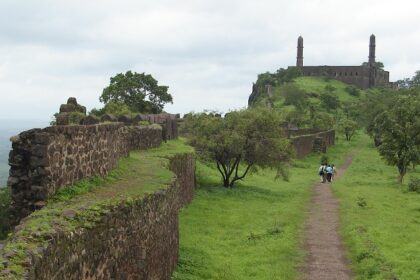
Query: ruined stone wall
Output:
[[287, 128, 322, 138], [132, 113, 179, 140], [292, 65, 390, 89], [8, 123, 162, 224], [299, 66, 371, 89], [0, 154, 196, 280], [291, 130, 335, 159]]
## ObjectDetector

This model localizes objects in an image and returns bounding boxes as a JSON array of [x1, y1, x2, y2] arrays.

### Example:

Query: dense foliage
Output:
[[100, 71, 173, 114], [183, 108, 293, 187], [373, 95, 420, 182]]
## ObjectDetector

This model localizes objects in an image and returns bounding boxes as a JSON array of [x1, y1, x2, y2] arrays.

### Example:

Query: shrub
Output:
[[357, 197, 367, 208], [0, 187, 11, 239], [320, 155, 329, 165], [408, 177, 420, 193], [345, 86, 361, 97]]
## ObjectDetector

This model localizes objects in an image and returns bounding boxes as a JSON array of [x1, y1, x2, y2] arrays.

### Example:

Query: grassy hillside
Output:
[[332, 134, 420, 279], [273, 77, 366, 109], [172, 136, 359, 279], [294, 77, 363, 102]]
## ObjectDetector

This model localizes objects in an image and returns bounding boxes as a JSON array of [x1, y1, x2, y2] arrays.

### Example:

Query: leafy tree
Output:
[[324, 85, 336, 94], [283, 109, 308, 128], [345, 85, 360, 97], [338, 118, 358, 141], [395, 78, 412, 89], [362, 61, 384, 70], [90, 101, 133, 117], [282, 84, 308, 111], [185, 108, 293, 188], [355, 88, 397, 145], [310, 111, 334, 130], [100, 71, 173, 114], [373, 96, 420, 183], [410, 70, 420, 88], [319, 92, 340, 112], [275, 67, 302, 83]]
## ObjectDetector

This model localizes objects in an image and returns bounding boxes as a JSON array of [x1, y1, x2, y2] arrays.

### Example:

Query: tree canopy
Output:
[[373, 95, 420, 182], [184, 108, 293, 188], [100, 71, 173, 114]]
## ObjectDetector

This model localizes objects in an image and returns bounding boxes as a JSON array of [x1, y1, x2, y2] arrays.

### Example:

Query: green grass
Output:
[[0, 139, 191, 278], [0, 188, 10, 239], [172, 135, 359, 280], [294, 76, 363, 102], [332, 133, 420, 279]]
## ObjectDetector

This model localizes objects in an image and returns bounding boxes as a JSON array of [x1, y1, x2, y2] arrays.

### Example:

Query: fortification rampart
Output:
[[290, 129, 335, 158], [0, 152, 195, 280], [8, 123, 163, 225]]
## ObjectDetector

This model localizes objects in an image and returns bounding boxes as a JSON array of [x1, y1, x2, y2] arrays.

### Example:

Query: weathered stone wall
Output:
[[124, 113, 179, 141], [0, 153, 196, 280], [291, 130, 335, 159], [292, 65, 390, 89], [8, 123, 162, 224], [286, 128, 322, 138]]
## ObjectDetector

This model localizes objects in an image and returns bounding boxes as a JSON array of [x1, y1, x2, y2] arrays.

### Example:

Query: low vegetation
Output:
[[0, 188, 10, 239]]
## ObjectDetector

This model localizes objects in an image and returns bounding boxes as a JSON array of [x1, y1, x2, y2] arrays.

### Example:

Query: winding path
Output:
[[301, 156, 353, 280]]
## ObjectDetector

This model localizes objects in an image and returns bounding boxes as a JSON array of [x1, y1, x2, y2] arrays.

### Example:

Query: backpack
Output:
[[319, 166, 325, 175]]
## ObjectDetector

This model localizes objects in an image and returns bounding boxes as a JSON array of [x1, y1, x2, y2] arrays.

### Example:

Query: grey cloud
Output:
[[0, 0, 419, 121]]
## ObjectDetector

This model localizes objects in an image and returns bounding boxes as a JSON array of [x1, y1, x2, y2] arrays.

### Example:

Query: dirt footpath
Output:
[[301, 156, 353, 280]]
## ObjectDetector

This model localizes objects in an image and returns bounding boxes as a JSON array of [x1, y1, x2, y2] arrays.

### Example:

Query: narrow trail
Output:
[[301, 156, 353, 280]]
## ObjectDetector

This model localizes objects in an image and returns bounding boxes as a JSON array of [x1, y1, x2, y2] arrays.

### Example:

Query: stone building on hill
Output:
[[290, 34, 391, 89]]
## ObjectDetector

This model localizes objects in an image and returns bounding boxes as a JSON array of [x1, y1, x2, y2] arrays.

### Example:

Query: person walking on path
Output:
[[319, 164, 326, 183], [326, 164, 333, 182]]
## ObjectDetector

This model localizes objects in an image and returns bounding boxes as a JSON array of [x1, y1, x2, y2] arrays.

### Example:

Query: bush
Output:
[[345, 86, 361, 97], [357, 197, 367, 208], [320, 155, 329, 165], [408, 177, 420, 193], [0, 187, 11, 239]]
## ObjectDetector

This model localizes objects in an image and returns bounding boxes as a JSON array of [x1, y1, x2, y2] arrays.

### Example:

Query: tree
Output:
[[282, 83, 308, 111], [185, 108, 293, 188], [373, 96, 420, 183], [319, 92, 340, 112], [395, 70, 420, 89], [100, 71, 173, 114], [310, 111, 334, 130], [362, 61, 384, 70], [338, 118, 358, 141], [345, 85, 360, 97], [90, 101, 133, 117], [410, 70, 420, 88], [324, 85, 336, 94]]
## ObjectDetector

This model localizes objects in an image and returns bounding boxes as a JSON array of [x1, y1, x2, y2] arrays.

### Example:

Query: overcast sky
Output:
[[0, 0, 419, 122]]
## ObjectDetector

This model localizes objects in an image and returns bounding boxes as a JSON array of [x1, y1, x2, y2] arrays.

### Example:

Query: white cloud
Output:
[[0, 0, 419, 120]]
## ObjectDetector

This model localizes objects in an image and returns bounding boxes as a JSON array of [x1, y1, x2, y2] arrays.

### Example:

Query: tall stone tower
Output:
[[296, 36, 304, 67], [368, 34, 377, 87], [369, 34, 376, 65]]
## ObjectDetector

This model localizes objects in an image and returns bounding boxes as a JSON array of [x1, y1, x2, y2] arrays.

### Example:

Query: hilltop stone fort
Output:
[[290, 34, 391, 89]]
